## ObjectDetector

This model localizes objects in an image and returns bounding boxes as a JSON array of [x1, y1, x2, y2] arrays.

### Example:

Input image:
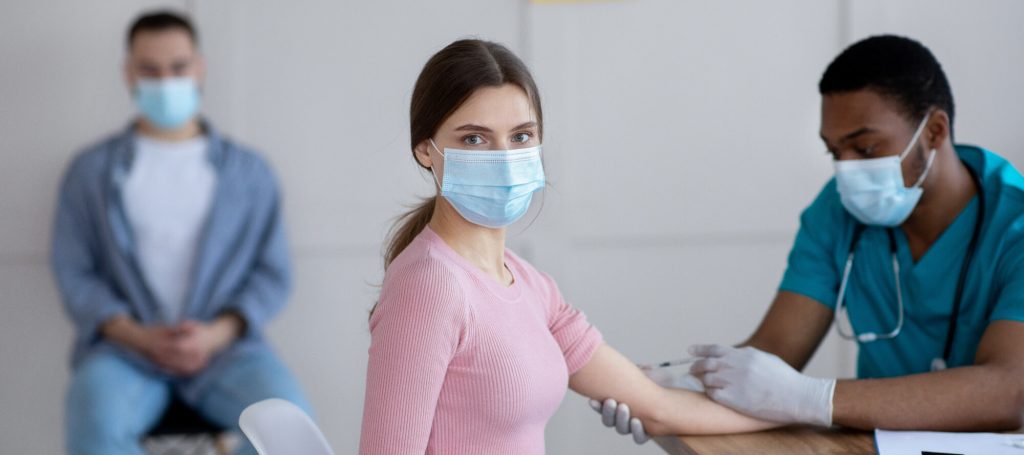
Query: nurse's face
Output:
[[413, 83, 540, 179], [820, 89, 932, 186]]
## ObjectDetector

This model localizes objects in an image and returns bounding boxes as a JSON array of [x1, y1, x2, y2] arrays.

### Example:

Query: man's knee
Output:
[[68, 354, 135, 424], [66, 353, 168, 448], [204, 349, 312, 418], [241, 351, 310, 413]]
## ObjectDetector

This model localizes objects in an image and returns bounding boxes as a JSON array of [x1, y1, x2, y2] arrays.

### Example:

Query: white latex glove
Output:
[[688, 344, 836, 427], [587, 364, 705, 445], [641, 363, 705, 392], [588, 398, 649, 444]]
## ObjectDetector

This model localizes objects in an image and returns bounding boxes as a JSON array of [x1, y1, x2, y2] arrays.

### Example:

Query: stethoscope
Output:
[[833, 161, 984, 372]]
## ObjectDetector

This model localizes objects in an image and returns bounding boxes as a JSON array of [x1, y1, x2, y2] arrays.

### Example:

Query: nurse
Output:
[[600, 35, 1024, 438]]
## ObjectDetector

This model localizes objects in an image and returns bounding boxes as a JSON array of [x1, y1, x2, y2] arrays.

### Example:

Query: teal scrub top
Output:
[[779, 145, 1024, 378]]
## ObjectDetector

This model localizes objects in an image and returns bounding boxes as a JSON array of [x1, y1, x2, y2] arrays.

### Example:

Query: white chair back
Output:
[[239, 398, 335, 455]]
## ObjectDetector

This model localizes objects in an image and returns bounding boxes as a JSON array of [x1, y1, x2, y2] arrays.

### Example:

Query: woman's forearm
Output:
[[570, 343, 779, 436], [644, 387, 779, 435]]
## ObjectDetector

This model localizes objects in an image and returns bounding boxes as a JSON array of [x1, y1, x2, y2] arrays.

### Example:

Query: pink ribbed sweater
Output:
[[359, 227, 602, 454]]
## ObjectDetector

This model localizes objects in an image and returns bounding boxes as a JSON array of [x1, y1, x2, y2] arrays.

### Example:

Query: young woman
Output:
[[359, 39, 777, 454]]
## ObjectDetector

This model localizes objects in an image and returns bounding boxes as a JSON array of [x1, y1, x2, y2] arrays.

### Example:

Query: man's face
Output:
[[124, 28, 203, 87], [820, 90, 931, 186]]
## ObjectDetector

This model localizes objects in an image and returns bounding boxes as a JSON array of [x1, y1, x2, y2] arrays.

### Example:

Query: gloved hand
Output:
[[642, 363, 705, 392], [588, 398, 649, 444], [688, 344, 836, 427], [587, 363, 705, 445]]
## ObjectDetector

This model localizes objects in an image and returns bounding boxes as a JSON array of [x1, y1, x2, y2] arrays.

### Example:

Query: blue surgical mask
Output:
[[134, 77, 201, 130], [834, 114, 936, 227], [429, 139, 546, 228]]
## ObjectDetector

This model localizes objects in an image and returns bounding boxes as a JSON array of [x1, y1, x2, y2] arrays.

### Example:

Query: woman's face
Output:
[[414, 83, 539, 178]]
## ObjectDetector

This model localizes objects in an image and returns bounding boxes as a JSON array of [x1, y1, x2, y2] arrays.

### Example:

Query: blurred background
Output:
[[2, 0, 1022, 453]]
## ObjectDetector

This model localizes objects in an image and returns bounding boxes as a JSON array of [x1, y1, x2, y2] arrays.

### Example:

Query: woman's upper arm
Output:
[[542, 272, 603, 373], [359, 260, 468, 454]]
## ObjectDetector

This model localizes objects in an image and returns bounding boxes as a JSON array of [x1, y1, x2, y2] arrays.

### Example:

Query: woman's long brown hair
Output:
[[374, 39, 543, 315]]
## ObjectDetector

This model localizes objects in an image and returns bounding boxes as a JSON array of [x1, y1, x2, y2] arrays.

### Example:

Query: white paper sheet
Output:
[[875, 429, 1024, 455]]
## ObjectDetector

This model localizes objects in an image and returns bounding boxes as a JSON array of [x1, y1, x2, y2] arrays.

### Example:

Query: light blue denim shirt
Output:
[[51, 120, 292, 401]]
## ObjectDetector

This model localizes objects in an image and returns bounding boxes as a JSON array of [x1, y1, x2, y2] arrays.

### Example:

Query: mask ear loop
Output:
[[911, 148, 938, 188], [898, 112, 932, 161], [427, 139, 445, 191], [899, 111, 937, 189]]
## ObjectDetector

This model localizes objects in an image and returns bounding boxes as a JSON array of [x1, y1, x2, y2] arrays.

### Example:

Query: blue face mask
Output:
[[430, 139, 546, 228], [134, 77, 201, 130], [834, 114, 936, 227]]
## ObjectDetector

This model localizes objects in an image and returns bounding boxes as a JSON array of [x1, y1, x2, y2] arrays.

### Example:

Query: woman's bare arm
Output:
[[569, 343, 780, 435]]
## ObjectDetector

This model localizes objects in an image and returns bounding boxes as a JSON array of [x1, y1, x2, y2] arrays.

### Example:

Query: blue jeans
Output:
[[65, 347, 311, 455]]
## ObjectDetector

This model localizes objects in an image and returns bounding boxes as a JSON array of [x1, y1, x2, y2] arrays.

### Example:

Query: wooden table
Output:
[[654, 427, 876, 455]]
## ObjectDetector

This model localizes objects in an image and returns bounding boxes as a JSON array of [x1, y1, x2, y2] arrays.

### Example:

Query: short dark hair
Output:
[[819, 35, 954, 133], [126, 10, 198, 49]]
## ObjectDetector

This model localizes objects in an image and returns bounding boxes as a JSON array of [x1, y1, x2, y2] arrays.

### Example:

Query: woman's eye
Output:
[[512, 132, 532, 143], [463, 135, 485, 146]]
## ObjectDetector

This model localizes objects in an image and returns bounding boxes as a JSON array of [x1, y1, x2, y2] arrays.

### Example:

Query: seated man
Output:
[[51, 11, 309, 455]]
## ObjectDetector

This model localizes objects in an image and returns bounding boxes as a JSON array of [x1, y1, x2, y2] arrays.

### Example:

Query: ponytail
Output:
[[371, 197, 436, 317], [384, 196, 436, 270]]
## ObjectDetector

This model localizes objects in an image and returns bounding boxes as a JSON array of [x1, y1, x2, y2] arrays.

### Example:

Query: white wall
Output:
[[1, 1, 1021, 454]]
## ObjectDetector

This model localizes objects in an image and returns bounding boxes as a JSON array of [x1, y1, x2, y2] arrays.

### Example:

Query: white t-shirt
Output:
[[123, 135, 216, 322]]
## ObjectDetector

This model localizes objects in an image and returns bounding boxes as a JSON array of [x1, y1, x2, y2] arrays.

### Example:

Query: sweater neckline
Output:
[[421, 226, 524, 302]]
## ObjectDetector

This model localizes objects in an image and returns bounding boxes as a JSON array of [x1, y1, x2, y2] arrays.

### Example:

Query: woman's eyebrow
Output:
[[453, 121, 537, 132], [454, 124, 492, 132]]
